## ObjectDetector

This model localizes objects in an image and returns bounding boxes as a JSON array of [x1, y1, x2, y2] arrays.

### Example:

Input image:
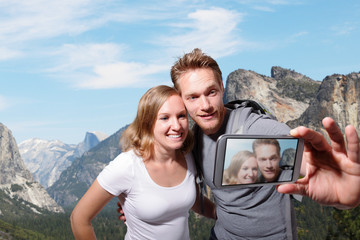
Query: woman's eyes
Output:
[[159, 114, 186, 120]]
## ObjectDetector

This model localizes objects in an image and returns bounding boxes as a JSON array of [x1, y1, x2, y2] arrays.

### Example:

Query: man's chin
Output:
[[197, 121, 220, 135], [264, 176, 276, 182]]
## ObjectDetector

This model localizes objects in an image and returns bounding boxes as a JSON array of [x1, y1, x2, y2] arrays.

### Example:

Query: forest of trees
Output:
[[1, 197, 359, 239]]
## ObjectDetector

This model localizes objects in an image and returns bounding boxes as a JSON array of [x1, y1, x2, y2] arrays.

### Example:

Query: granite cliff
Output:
[[224, 66, 321, 123], [287, 72, 360, 136], [0, 123, 63, 214]]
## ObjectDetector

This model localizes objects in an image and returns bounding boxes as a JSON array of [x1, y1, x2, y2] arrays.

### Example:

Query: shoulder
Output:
[[229, 107, 290, 135], [107, 150, 140, 169], [97, 150, 140, 195]]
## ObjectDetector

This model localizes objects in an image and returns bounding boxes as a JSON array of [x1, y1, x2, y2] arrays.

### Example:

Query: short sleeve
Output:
[[97, 151, 135, 196], [185, 152, 197, 177]]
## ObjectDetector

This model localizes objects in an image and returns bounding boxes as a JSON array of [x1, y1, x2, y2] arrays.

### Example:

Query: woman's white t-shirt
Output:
[[97, 150, 197, 240]]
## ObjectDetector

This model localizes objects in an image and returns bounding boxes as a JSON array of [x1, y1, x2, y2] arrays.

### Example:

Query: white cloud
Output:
[[239, 0, 297, 5], [0, 1, 96, 43], [75, 62, 169, 89], [47, 43, 126, 72], [0, 47, 22, 61], [239, 0, 302, 12], [265, 0, 294, 5], [0, 0, 179, 89], [0, 0, 159, 61], [44, 43, 170, 89], [0, 95, 10, 111], [0, 0, 184, 48], [252, 6, 275, 12], [156, 7, 246, 58], [331, 22, 357, 35], [0, 0, 108, 61], [288, 31, 309, 42]]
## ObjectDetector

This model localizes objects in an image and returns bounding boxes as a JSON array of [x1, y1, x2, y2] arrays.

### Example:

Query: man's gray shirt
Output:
[[193, 107, 297, 240]]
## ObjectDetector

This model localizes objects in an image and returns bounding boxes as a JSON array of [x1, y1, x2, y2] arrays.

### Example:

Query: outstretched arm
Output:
[[277, 117, 360, 209], [71, 180, 114, 239]]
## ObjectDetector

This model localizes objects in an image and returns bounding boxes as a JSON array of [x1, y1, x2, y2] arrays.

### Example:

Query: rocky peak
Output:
[[76, 131, 109, 155], [0, 123, 63, 213], [271, 66, 315, 82], [287, 72, 360, 136], [224, 67, 320, 123], [0, 123, 33, 184]]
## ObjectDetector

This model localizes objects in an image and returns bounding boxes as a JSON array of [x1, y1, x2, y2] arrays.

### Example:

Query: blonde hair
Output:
[[120, 85, 193, 160], [170, 48, 223, 92], [223, 150, 256, 185]]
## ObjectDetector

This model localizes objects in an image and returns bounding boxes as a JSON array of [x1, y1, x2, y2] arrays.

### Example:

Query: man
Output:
[[169, 48, 360, 239], [252, 138, 292, 182]]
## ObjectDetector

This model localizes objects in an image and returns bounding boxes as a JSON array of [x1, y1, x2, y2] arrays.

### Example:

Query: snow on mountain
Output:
[[19, 131, 108, 189]]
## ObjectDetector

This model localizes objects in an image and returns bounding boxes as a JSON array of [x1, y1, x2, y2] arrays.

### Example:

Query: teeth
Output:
[[168, 134, 181, 138]]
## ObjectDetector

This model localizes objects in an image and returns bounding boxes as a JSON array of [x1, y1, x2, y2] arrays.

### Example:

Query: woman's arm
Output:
[[191, 183, 217, 219], [71, 179, 114, 240]]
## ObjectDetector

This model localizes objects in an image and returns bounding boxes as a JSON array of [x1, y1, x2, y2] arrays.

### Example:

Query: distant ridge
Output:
[[47, 126, 126, 207], [19, 131, 108, 188]]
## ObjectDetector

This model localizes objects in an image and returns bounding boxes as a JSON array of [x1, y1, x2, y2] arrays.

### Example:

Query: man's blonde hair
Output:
[[170, 48, 223, 92]]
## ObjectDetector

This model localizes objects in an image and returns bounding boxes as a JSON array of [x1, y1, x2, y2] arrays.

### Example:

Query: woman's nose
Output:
[[171, 118, 181, 130]]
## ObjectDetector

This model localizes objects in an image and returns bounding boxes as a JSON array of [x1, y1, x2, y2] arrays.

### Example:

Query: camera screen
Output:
[[221, 137, 300, 186]]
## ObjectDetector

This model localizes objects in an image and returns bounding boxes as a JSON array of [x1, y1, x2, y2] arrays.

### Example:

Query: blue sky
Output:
[[1, 0, 359, 144]]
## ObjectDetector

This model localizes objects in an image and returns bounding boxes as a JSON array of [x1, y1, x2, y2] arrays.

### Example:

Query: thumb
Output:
[[277, 183, 305, 196]]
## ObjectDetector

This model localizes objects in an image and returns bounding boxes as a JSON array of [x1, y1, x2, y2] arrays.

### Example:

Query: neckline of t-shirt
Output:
[[139, 154, 190, 189]]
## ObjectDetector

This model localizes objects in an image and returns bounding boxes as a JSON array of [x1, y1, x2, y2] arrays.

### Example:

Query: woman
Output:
[[223, 150, 258, 185], [71, 85, 215, 239]]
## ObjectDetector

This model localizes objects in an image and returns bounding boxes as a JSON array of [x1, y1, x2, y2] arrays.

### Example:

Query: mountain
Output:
[[287, 72, 360, 134], [225, 66, 360, 134], [47, 127, 126, 207], [19, 131, 108, 188], [0, 123, 63, 215], [76, 131, 109, 156], [224, 66, 321, 123]]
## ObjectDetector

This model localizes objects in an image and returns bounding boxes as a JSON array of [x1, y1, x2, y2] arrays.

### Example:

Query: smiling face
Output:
[[254, 144, 281, 182], [178, 68, 225, 135], [236, 156, 258, 184], [153, 94, 189, 154]]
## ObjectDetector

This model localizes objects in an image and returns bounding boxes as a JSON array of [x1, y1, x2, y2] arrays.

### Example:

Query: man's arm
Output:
[[277, 117, 360, 209]]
